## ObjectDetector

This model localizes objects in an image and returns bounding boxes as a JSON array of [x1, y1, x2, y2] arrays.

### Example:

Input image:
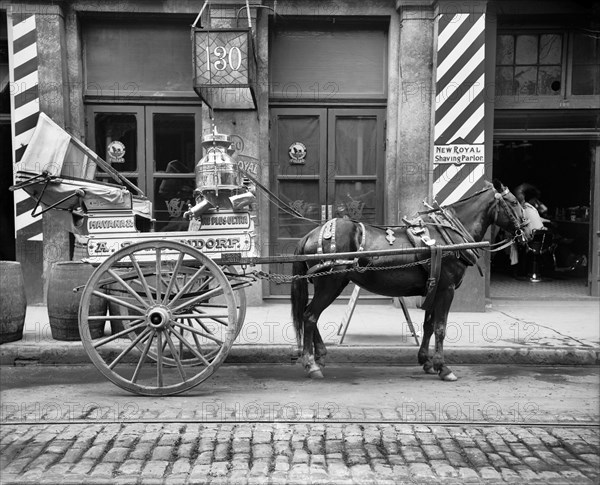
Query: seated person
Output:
[[510, 183, 553, 277]]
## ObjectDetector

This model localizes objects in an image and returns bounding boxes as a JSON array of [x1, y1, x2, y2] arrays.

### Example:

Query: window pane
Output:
[[277, 181, 319, 238], [539, 34, 562, 65], [335, 117, 377, 176], [94, 113, 137, 172], [496, 35, 514, 65], [572, 64, 600, 95], [572, 33, 599, 64], [276, 116, 321, 176], [334, 181, 376, 223], [153, 177, 195, 232], [538, 66, 562, 95], [83, 19, 193, 94], [153, 114, 196, 172], [270, 22, 387, 99], [495, 66, 515, 96], [515, 35, 538, 64], [515, 66, 537, 95]]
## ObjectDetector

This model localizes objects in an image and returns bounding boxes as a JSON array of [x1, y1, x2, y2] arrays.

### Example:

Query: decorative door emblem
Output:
[[107, 141, 126, 164], [288, 142, 307, 165]]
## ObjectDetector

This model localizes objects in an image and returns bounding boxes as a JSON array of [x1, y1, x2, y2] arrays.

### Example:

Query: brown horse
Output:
[[291, 180, 528, 381]]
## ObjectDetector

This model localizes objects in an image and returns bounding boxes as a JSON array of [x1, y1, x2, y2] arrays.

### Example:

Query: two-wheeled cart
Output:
[[12, 115, 488, 396]]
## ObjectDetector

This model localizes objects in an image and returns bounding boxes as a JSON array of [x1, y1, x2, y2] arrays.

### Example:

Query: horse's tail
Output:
[[291, 236, 310, 349]]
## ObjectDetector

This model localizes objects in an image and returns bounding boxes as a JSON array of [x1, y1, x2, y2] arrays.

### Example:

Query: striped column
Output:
[[8, 12, 42, 242], [432, 12, 486, 206]]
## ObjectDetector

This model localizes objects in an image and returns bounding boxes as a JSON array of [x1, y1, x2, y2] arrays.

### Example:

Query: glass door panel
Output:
[[269, 108, 327, 295], [86, 105, 202, 231], [329, 109, 384, 224], [147, 107, 201, 231], [86, 106, 144, 186]]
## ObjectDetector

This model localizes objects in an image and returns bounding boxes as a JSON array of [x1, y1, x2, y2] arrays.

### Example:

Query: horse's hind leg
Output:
[[313, 327, 327, 369], [302, 275, 349, 378], [418, 310, 436, 374]]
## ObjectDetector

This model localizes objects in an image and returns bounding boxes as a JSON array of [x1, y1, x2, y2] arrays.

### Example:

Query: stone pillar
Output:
[[394, 1, 437, 220], [8, 3, 70, 302]]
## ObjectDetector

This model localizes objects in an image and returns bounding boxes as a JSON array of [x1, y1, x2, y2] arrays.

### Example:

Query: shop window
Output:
[[269, 20, 388, 101], [82, 18, 195, 99], [495, 33, 563, 96], [571, 33, 600, 95]]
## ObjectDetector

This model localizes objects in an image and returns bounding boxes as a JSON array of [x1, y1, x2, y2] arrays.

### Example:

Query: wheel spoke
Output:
[[93, 320, 145, 348], [93, 290, 146, 315], [107, 269, 151, 309], [170, 328, 212, 366], [155, 247, 162, 302], [171, 286, 226, 313], [168, 264, 207, 308], [164, 330, 187, 382], [131, 330, 155, 384], [156, 331, 163, 387], [162, 252, 185, 305], [191, 307, 230, 327], [173, 313, 230, 320], [187, 318, 204, 355], [182, 313, 214, 335], [129, 253, 156, 305], [171, 321, 223, 345], [108, 328, 151, 370]]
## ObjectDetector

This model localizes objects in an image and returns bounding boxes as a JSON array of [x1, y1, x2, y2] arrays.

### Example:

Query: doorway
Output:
[[85, 105, 202, 231], [491, 139, 594, 298], [268, 107, 385, 295]]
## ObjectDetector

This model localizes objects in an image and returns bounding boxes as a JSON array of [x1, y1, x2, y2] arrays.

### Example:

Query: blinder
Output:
[[493, 187, 528, 244]]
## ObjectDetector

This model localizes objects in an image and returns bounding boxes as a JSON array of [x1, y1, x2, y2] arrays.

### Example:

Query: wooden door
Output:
[[268, 107, 385, 295]]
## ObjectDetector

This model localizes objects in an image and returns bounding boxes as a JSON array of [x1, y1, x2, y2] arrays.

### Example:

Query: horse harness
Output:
[[306, 218, 366, 277]]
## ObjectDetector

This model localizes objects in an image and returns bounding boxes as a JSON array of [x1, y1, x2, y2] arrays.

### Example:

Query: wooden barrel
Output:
[[0, 261, 27, 344], [47, 262, 107, 341]]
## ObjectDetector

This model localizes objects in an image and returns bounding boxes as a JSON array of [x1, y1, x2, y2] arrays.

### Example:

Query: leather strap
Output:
[[421, 245, 443, 311]]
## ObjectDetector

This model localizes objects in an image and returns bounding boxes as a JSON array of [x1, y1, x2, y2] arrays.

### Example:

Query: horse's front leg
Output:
[[301, 311, 323, 379], [432, 287, 458, 382], [418, 310, 436, 374]]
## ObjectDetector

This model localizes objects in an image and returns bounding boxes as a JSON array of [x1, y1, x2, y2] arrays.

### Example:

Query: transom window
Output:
[[495, 33, 563, 96]]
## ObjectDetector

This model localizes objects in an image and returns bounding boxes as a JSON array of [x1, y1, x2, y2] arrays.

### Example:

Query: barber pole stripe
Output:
[[8, 12, 42, 241], [433, 12, 486, 207]]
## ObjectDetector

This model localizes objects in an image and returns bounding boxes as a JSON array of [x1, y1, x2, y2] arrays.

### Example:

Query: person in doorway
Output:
[[511, 183, 552, 278], [513, 183, 549, 232]]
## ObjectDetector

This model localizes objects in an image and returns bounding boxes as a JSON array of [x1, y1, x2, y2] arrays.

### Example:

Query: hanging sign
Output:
[[192, 28, 257, 110]]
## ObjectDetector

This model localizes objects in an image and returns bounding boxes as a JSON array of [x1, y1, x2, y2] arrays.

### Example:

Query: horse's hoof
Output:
[[424, 367, 436, 375], [308, 369, 324, 379], [440, 371, 458, 381]]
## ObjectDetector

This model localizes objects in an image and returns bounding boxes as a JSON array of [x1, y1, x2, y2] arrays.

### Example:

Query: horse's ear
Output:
[[492, 179, 505, 192]]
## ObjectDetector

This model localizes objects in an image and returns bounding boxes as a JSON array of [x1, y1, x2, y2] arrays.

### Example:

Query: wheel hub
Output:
[[147, 306, 171, 330]]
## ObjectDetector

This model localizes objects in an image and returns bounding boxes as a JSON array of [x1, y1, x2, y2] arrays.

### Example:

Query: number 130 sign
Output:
[[192, 28, 257, 110]]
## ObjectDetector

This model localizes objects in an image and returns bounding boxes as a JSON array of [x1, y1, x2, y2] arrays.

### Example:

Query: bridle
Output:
[[489, 187, 528, 251]]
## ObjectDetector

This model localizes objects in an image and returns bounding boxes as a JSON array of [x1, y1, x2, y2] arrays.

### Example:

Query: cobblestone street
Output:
[[1, 420, 599, 484]]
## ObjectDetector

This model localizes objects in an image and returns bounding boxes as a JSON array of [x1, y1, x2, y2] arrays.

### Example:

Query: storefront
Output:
[[3, 0, 598, 305]]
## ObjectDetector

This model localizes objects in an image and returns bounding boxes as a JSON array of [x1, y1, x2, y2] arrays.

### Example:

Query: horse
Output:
[[291, 179, 528, 382]]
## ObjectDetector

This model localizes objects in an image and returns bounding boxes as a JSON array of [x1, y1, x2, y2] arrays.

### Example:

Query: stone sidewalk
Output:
[[2, 298, 599, 366], [1, 421, 598, 484]]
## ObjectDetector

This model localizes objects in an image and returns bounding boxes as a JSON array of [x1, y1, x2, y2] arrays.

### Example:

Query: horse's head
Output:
[[491, 179, 529, 244]]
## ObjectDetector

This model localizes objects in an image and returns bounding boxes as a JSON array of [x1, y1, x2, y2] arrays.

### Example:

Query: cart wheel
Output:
[[78, 240, 237, 396]]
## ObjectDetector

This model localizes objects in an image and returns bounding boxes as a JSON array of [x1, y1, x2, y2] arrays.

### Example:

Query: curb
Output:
[[1, 343, 598, 366]]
